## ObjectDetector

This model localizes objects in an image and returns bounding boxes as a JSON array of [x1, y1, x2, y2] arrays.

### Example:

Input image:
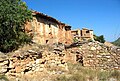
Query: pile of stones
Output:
[[0, 44, 67, 78], [0, 41, 119, 79], [0, 52, 8, 74], [78, 41, 120, 69], [65, 41, 120, 70]]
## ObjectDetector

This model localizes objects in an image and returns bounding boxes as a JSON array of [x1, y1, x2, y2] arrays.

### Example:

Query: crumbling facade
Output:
[[25, 11, 72, 45], [71, 28, 94, 41]]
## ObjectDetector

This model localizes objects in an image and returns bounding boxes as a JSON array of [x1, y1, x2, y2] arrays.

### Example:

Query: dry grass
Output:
[[0, 75, 9, 81], [54, 63, 120, 81]]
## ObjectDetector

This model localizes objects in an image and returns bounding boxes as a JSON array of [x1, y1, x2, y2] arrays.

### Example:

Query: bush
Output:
[[94, 35, 105, 43], [0, 0, 32, 53], [73, 38, 79, 43]]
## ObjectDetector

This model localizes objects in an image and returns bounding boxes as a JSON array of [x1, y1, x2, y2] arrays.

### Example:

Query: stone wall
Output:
[[0, 41, 120, 79], [0, 53, 8, 74], [25, 11, 73, 45], [82, 42, 120, 69], [0, 44, 67, 78], [71, 28, 94, 42], [66, 41, 120, 70]]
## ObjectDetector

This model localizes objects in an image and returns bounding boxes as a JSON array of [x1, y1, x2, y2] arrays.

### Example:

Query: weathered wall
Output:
[[65, 30, 73, 44], [0, 53, 8, 74], [66, 41, 120, 70], [25, 16, 60, 44], [71, 28, 94, 42], [65, 47, 79, 64], [25, 14, 72, 45], [81, 29, 94, 40], [0, 45, 68, 78], [81, 42, 120, 69], [58, 24, 66, 44], [0, 41, 120, 80]]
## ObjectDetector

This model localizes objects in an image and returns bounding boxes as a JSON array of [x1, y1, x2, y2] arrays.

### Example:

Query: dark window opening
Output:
[[86, 30, 89, 33], [76, 32, 78, 35], [46, 40, 49, 44], [49, 32, 51, 34], [81, 30, 82, 36], [49, 24, 51, 28]]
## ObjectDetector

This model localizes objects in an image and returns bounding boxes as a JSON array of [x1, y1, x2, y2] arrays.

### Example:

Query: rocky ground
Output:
[[0, 43, 67, 81], [0, 41, 120, 81]]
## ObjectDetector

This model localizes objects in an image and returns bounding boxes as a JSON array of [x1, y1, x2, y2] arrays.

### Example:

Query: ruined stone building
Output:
[[71, 28, 94, 41], [25, 11, 72, 45]]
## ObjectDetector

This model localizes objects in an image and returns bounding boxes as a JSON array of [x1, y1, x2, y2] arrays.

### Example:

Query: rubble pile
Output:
[[0, 53, 8, 74], [65, 41, 120, 69], [75, 41, 120, 69], [0, 44, 67, 78], [0, 41, 120, 79]]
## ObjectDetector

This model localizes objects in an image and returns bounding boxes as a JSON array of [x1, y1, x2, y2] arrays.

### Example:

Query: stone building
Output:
[[25, 11, 72, 45], [71, 28, 94, 41]]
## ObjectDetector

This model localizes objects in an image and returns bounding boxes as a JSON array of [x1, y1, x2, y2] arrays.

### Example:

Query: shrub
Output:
[[0, 0, 32, 53], [94, 35, 105, 43], [73, 38, 79, 43]]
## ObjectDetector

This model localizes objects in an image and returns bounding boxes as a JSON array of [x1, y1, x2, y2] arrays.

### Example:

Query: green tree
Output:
[[0, 0, 32, 53], [94, 35, 105, 43]]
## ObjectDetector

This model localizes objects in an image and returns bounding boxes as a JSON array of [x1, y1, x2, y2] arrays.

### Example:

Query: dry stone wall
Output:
[[0, 41, 120, 79], [0, 53, 8, 74], [63, 41, 120, 70], [0, 44, 67, 78], [68, 41, 120, 70]]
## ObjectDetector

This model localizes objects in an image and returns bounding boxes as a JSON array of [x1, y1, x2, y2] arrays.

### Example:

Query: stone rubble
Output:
[[0, 41, 120, 79], [66, 41, 120, 70], [0, 52, 8, 74], [0, 44, 67, 78]]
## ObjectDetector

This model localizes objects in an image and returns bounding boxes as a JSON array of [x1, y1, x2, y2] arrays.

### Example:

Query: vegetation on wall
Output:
[[94, 35, 105, 43], [0, 0, 32, 53], [73, 38, 79, 42]]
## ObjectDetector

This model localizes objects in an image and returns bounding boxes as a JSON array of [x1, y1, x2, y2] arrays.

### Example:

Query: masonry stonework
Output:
[[65, 41, 120, 70], [71, 28, 94, 41], [25, 11, 72, 45]]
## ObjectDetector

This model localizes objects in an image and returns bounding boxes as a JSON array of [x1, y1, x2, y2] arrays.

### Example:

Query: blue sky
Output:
[[23, 0, 120, 42]]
